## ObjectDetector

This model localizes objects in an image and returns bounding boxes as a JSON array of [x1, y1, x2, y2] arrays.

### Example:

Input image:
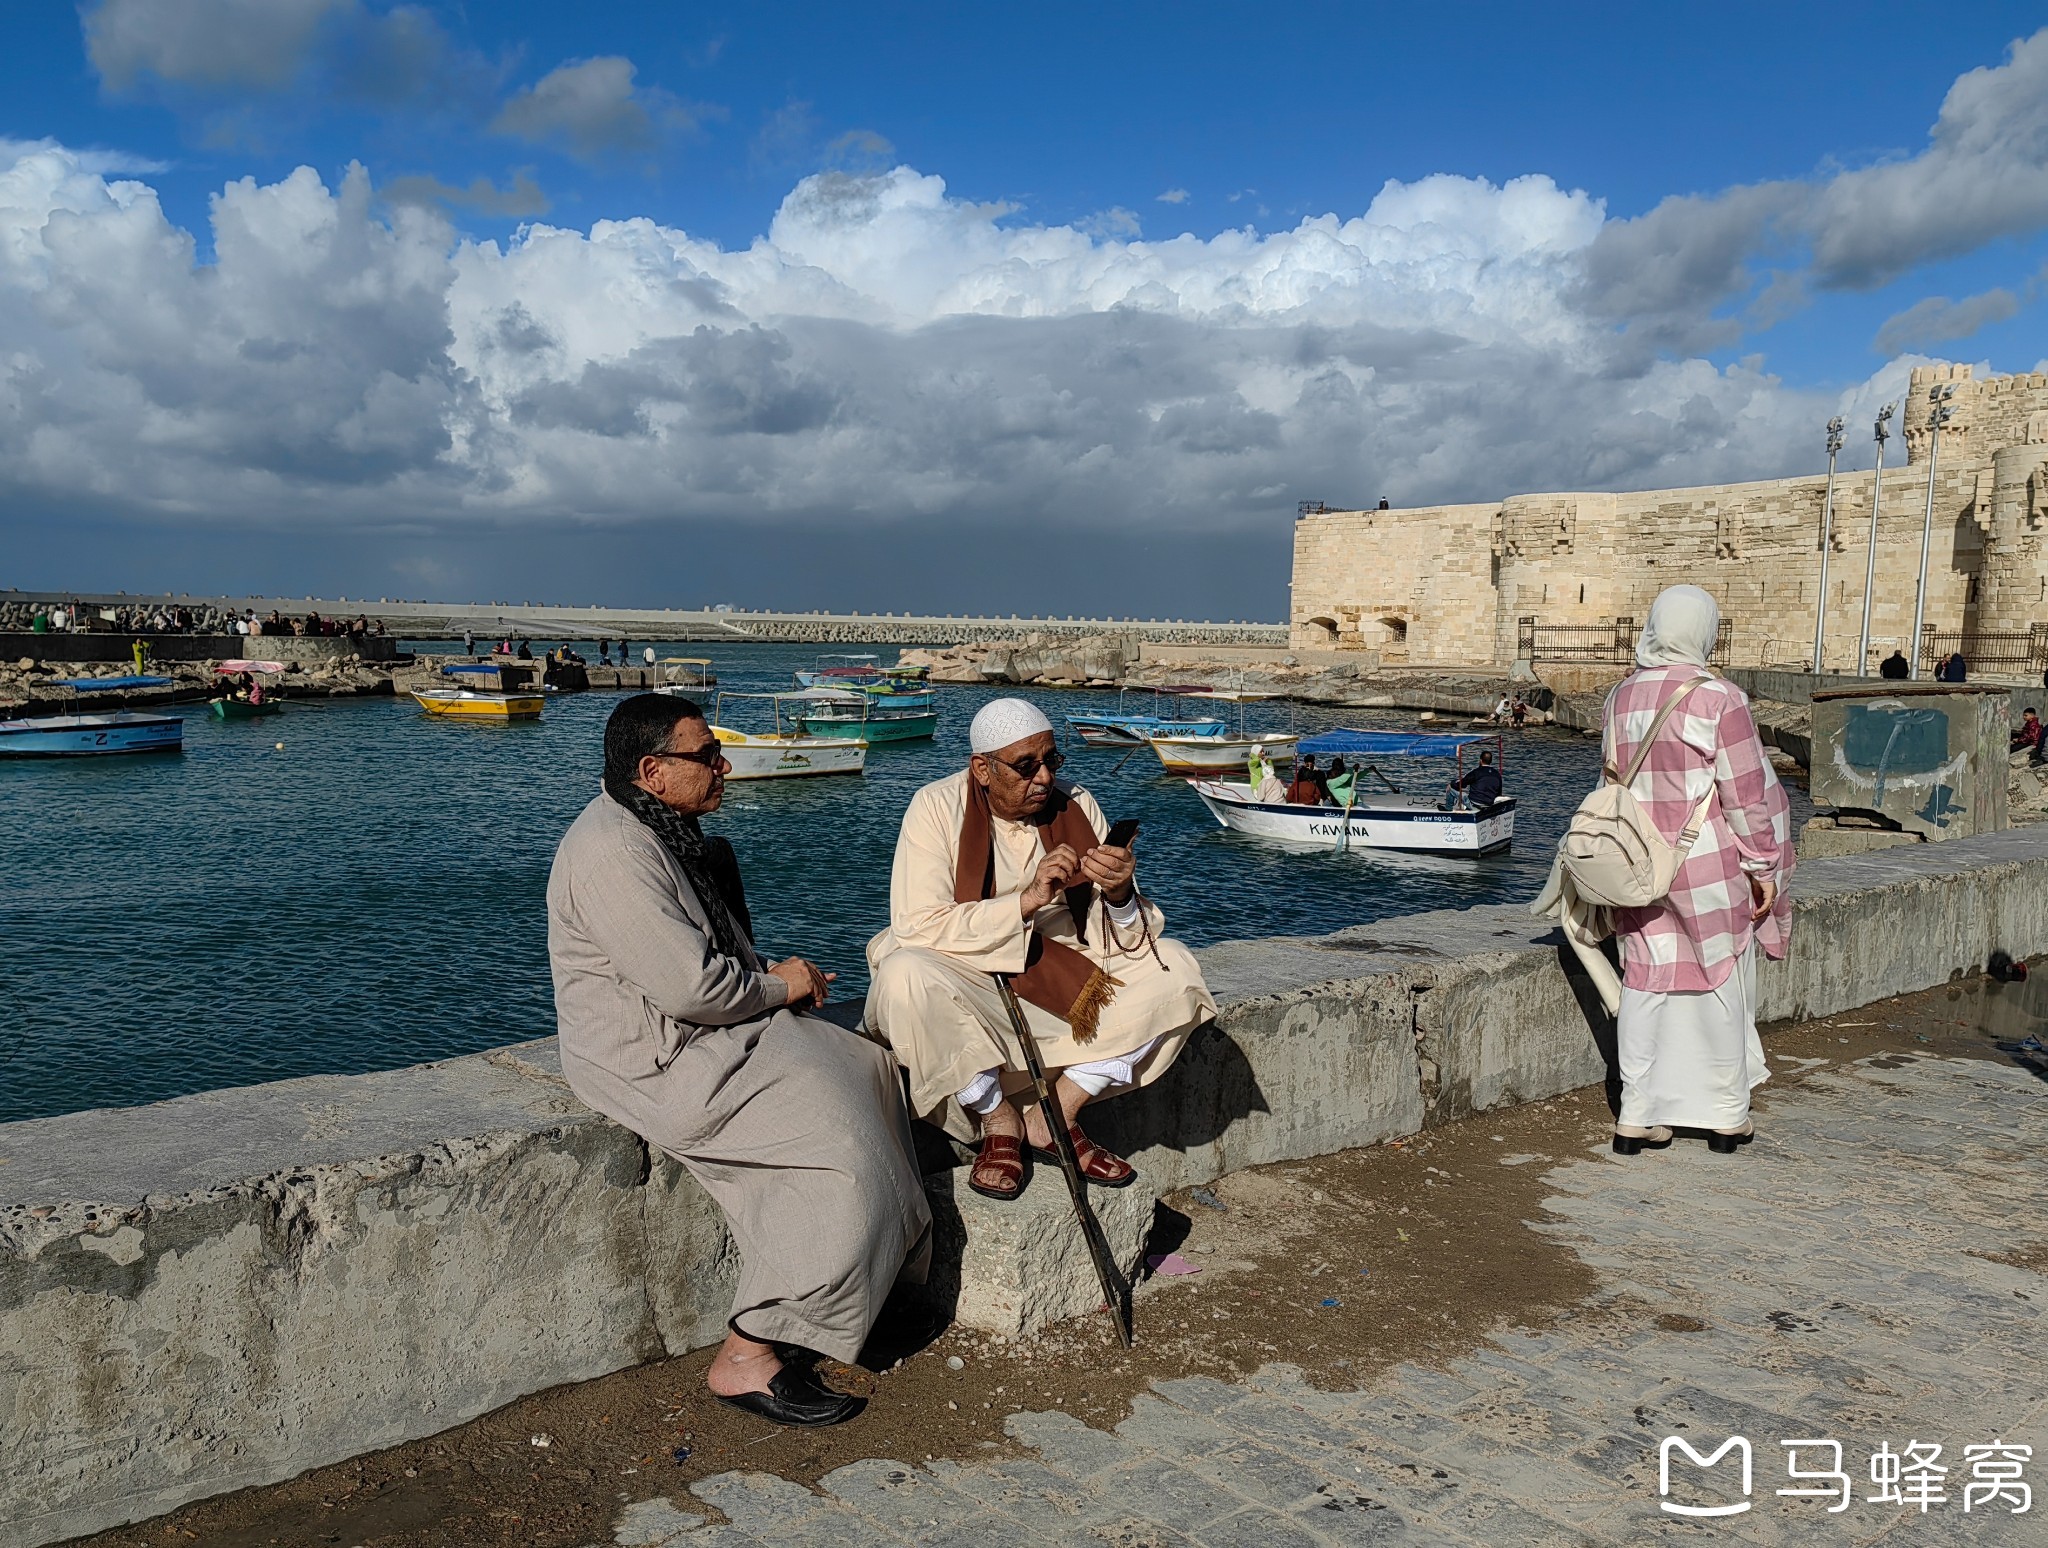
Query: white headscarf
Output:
[[969, 697, 1054, 754], [1634, 585, 1720, 669]]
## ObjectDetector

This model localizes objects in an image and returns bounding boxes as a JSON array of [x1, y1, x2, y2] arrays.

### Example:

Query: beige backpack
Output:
[[1557, 675, 1717, 909]]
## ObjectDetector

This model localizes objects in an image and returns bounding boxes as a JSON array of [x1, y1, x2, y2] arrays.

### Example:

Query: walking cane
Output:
[[992, 973, 1135, 1347]]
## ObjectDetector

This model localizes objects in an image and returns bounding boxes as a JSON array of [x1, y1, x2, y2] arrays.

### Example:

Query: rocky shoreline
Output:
[[0, 656, 394, 716]]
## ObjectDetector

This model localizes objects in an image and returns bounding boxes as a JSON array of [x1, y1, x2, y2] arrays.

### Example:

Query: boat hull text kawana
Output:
[[1191, 781, 1516, 855]]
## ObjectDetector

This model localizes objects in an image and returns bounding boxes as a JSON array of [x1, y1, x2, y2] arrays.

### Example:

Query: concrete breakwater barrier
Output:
[[8, 829, 2048, 1544]]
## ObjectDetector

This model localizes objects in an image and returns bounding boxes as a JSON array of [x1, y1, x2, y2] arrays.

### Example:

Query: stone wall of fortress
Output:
[[1291, 364, 2048, 670]]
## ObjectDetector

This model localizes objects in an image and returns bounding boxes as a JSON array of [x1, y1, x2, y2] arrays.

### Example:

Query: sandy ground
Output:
[[65, 971, 2044, 1548]]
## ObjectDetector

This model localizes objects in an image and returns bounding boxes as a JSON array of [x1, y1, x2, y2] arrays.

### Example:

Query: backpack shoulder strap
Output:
[[1610, 672, 1713, 787]]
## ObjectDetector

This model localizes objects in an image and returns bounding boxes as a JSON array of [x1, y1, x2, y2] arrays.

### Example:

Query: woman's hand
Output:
[[1748, 874, 1778, 923]]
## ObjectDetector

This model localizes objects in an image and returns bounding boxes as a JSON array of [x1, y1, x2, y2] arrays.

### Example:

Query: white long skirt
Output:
[[1616, 942, 1767, 1131]]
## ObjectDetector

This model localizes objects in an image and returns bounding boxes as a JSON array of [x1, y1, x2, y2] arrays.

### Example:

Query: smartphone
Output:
[[1103, 818, 1141, 849]]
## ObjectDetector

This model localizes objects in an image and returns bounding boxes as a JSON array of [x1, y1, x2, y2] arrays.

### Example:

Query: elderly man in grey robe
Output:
[[866, 699, 1217, 1201], [548, 694, 930, 1427]]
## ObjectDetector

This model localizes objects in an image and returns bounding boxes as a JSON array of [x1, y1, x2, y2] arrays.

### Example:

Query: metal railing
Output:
[[1517, 615, 1730, 665], [1917, 625, 2048, 674]]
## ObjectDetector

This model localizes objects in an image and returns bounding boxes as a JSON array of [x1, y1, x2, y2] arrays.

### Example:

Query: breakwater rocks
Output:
[[902, 635, 1141, 685]]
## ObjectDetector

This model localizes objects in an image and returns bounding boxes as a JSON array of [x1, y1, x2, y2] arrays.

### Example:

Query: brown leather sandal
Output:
[[1031, 1127, 1136, 1188], [968, 1133, 1026, 1200]]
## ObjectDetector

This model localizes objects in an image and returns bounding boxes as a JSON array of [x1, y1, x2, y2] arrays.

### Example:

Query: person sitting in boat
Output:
[[1322, 756, 1355, 808], [865, 699, 1218, 1203], [247, 678, 265, 706], [1246, 745, 1288, 803], [1445, 749, 1502, 811], [1285, 753, 1329, 805], [547, 694, 931, 1427]]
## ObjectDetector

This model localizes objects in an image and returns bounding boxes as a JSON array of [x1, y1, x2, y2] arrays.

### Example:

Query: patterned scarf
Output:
[[604, 774, 757, 965]]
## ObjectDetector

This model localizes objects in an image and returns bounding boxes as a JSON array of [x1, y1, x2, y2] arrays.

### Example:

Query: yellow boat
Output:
[[412, 688, 544, 721]]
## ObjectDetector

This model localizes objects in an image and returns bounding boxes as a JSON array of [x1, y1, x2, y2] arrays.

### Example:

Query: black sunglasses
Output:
[[650, 744, 725, 769], [991, 749, 1065, 779]]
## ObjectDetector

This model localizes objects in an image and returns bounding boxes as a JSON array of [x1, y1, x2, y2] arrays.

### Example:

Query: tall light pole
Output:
[[1813, 416, 1845, 672], [1857, 401, 1895, 676], [1908, 384, 1957, 680]]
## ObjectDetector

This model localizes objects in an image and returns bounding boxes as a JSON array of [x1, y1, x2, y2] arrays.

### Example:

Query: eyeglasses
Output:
[[991, 749, 1065, 780], [651, 744, 725, 769]]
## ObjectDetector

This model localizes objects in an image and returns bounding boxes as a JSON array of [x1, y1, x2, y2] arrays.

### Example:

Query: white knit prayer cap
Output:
[[970, 698, 1054, 755]]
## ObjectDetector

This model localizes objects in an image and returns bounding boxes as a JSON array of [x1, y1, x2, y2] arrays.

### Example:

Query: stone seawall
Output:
[[10, 830, 2048, 1545]]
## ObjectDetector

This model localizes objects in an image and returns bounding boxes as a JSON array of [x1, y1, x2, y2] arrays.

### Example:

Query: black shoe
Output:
[[714, 1363, 866, 1426], [1612, 1126, 1672, 1156], [1707, 1126, 1755, 1154]]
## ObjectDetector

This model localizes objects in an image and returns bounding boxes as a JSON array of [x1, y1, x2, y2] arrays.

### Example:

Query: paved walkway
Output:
[[599, 1052, 2048, 1547]]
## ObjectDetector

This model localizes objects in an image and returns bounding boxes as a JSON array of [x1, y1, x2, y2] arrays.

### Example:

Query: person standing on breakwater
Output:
[[547, 695, 931, 1426], [1601, 586, 1793, 1156], [864, 699, 1217, 1201]]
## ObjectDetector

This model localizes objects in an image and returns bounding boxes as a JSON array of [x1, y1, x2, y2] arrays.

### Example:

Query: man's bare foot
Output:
[[1020, 1075, 1087, 1151], [704, 1329, 780, 1397]]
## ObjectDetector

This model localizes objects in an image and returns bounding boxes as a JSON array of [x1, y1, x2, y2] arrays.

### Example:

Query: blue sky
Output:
[[2, 3, 2046, 616]]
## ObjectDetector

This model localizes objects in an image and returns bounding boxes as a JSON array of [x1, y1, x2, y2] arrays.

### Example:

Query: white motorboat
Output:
[[1143, 688, 1297, 774], [1146, 732, 1300, 774], [1189, 729, 1515, 855], [710, 692, 867, 780]]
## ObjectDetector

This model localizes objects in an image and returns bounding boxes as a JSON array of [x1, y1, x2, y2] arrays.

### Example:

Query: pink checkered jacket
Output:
[[1600, 666, 1795, 993]]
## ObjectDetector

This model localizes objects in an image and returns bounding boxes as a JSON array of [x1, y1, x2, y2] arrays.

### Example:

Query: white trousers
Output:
[[957, 1036, 1162, 1115], [1616, 943, 1767, 1131]]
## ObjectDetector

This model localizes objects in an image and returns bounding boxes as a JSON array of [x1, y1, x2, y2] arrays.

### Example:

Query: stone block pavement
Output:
[[597, 1052, 2048, 1547]]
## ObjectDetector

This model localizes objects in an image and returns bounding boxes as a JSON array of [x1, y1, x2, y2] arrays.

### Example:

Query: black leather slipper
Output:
[[714, 1364, 866, 1427]]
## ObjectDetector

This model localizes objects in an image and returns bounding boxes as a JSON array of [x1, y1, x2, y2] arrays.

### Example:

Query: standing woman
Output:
[[1603, 586, 1794, 1155]]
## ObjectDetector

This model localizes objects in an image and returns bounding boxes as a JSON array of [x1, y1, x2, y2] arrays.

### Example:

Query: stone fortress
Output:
[[1290, 364, 2048, 672]]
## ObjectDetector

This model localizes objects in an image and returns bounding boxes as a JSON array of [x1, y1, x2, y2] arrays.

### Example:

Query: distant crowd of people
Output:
[[19, 600, 387, 640], [238, 609, 384, 639]]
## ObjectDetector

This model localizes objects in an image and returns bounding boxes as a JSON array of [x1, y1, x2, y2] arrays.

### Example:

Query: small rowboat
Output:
[[209, 698, 282, 720], [412, 688, 544, 721], [0, 711, 183, 757]]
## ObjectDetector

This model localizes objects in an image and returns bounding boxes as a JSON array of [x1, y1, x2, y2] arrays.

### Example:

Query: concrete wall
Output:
[[12, 828, 2048, 1545]]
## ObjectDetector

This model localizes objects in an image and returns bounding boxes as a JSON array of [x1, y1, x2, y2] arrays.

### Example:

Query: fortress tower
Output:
[[1290, 365, 2048, 671]]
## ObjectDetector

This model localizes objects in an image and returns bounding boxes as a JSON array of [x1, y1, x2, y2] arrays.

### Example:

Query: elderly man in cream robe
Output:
[[866, 699, 1217, 1201], [549, 694, 931, 1427]]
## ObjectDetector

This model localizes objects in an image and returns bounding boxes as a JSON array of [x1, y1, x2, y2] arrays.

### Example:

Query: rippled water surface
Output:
[[0, 643, 1808, 1122]]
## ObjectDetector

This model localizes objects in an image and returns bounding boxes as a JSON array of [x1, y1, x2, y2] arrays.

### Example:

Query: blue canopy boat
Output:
[[0, 711, 184, 758], [50, 675, 175, 691], [1188, 729, 1515, 855]]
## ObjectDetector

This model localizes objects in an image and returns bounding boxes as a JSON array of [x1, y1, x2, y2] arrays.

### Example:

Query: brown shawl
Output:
[[954, 779, 1121, 1042]]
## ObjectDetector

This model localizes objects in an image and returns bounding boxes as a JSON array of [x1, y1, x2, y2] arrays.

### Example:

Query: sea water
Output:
[[0, 643, 1801, 1123]]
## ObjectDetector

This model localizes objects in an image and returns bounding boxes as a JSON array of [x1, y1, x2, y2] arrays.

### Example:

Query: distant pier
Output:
[[2, 590, 1286, 647]]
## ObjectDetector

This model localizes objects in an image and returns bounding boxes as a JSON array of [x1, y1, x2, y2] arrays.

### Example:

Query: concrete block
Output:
[[920, 1169, 1155, 1338], [1796, 819, 1923, 860]]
